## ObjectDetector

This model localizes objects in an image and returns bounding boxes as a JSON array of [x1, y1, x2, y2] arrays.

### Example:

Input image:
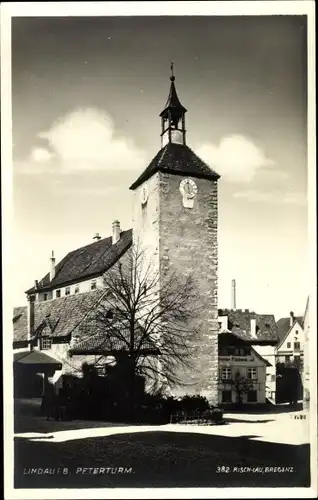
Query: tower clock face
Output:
[[140, 184, 149, 205], [179, 178, 198, 198]]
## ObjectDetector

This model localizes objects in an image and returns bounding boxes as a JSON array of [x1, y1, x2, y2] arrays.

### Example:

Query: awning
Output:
[[13, 350, 62, 370]]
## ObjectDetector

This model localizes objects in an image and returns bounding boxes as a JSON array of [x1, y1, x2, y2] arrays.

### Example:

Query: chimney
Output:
[[27, 295, 35, 351], [112, 220, 121, 245], [290, 311, 295, 327], [231, 279, 236, 310], [93, 233, 101, 241], [219, 315, 228, 331], [250, 318, 257, 337], [50, 251, 56, 281]]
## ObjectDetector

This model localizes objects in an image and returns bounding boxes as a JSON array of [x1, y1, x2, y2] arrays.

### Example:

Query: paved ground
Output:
[[13, 399, 311, 489]]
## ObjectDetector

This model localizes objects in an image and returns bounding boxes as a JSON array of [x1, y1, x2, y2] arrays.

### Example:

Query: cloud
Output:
[[233, 189, 307, 206], [195, 135, 275, 183], [30, 147, 55, 163], [17, 108, 146, 175]]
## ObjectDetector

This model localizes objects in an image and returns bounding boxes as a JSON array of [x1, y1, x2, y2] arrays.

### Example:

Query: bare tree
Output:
[[230, 371, 254, 406], [72, 243, 202, 416]]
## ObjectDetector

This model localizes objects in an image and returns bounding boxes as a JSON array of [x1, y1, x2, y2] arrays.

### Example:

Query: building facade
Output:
[[218, 308, 278, 404], [13, 72, 221, 404], [276, 312, 304, 367], [218, 331, 270, 405]]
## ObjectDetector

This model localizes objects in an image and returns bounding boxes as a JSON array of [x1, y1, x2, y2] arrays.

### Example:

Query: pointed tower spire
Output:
[[160, 64, 187, 147]]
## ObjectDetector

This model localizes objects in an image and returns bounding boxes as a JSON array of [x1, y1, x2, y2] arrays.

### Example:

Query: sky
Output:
[[11, 14, 308, 319]]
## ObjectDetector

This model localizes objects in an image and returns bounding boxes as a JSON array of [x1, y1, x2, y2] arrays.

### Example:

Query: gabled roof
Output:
[[26, 229, 132, 293], [276, 316, 304, 344], [129, 143, 220, 191], [218, 308, 278, 344], [13, 289, 106, 344]]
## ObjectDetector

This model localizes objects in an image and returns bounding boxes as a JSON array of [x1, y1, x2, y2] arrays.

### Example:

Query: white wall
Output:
[[32, 339, 108, 393], [218, 352, 267, 404], [38, 291, 53, 302], [276, 321, 304, 357], [253, 344, 276, 401], [218, 315, 228, 331], [36, 276, 105, 302], [132, 172, 160, 273]]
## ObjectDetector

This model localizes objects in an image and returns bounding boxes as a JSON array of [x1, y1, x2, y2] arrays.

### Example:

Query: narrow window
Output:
[[91, 279, 97, 290], [247, 367, 257, 380], [41, 337, 52, 350], [65, 286, 71, 296], [287, 342, 291, 348], [221, 367, 231, 380], [74, 285, 80, 294], [56, 289, 61, 298]]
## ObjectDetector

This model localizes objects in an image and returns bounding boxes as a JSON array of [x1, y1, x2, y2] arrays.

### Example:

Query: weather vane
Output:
[[170, 62, 175, 81]]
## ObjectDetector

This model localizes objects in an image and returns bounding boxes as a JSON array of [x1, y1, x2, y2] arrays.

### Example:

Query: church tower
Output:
[[130, 67, 220, 404]]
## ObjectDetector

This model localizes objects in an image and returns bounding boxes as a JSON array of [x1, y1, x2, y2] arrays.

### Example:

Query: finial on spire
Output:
[[159, 65, 187, 147], [170, 62, 175, 81]]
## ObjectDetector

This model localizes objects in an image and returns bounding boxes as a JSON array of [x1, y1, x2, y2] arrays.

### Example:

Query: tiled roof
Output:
[[69, 326, 159, 356], [13, 289, 106, 344], [129, 143, 220, 190], [13, 307, 28, 342], [13, 289, 159, 356], [26, 229, 132, 293], [276, 316, 304, 343], [218, 308, 278, 344]]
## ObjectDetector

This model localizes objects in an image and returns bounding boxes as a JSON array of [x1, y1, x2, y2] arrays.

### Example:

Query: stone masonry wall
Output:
[[158, 172, 219, 405]]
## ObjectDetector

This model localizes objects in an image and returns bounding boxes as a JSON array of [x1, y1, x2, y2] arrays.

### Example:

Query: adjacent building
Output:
[[218, 331, 272, 405], [219, 309, 278, 403], [218, 309, 278, 404], [276, 312, 304, 368]]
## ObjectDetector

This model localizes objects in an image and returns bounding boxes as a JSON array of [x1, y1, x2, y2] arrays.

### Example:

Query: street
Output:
[[13, 399, 310, 488]]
